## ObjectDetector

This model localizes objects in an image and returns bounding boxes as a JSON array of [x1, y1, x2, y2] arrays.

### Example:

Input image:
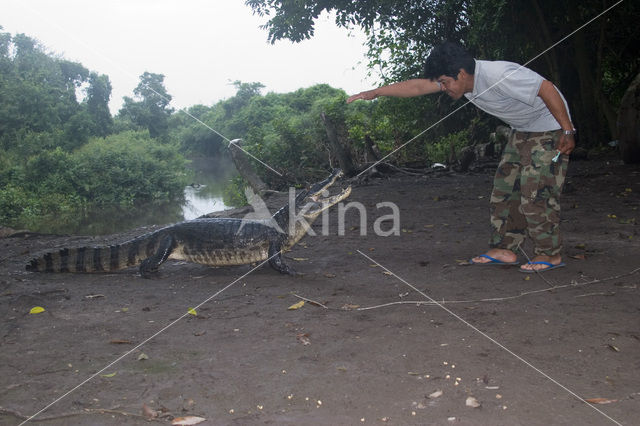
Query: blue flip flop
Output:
[[519, 261, 566, 273], [469, 254, 519, 266]]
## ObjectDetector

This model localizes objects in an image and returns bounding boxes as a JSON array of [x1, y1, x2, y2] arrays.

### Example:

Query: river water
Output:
[[34, 157, 236, 235]]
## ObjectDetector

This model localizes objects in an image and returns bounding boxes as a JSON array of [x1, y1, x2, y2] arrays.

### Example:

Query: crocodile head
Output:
[[277, 169, 351, 247], [299, 168, 352, 220]]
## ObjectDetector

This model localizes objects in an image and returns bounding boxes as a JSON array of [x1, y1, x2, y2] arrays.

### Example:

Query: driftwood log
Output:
[[321, 112, 357, 177], [228, 139, 269, 196]]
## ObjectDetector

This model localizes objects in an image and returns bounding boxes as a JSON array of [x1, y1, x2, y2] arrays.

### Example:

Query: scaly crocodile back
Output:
[[26, 231, 166, 273]]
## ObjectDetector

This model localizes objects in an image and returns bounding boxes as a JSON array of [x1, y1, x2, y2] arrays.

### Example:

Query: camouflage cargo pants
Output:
[[489, 130, 568, 256]]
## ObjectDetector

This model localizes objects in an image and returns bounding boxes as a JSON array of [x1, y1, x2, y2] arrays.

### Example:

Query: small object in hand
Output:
[[552, 150, 562, 162]]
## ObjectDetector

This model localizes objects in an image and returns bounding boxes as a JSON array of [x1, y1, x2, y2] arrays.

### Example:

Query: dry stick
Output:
[[292, 293, 329, 309], [0, 406, 163, 423], [357, 250, 625, 426], [357, 266, 640, 311], [18, 252, 283, 425]]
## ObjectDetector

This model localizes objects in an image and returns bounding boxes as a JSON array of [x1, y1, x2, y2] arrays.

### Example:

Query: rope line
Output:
[[19, 252, 282, 425], [357, 250, 624, 426], [17, 1, 283, 178], [357, 0, 625, 177]]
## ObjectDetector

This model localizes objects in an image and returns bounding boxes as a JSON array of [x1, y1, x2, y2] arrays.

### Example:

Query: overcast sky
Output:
[[2, 0, 375, 114]]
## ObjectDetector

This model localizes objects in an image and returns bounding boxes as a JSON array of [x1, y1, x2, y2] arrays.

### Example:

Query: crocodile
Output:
[[26, 169, 351, 278]]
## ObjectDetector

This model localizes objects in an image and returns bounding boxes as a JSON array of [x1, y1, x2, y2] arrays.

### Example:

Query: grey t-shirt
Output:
[[464, 60, 570, 132]]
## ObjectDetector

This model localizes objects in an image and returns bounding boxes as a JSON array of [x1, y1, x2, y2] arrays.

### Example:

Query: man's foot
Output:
[[470, 249, 518, 265], [519, 255, 564, 273]]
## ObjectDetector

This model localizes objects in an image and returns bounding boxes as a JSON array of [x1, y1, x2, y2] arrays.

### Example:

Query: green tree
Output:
[[246, 0, 640, 148], [85, 72, 114, 136], [119, 72, 174, 139]]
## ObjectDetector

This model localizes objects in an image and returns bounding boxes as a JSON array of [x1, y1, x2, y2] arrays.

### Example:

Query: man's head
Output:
[[424, 41, 475, 100]]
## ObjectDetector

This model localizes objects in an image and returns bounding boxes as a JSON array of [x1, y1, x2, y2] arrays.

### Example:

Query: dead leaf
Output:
[[323, 273, 336, 278], [293, 257, 309, 261], [288, 301, 305, 310], [382, 271, 393, 276], [607, 344, 620, 352], [137, 353, 149, 361], [142, 403, 158, 419], [296, 333, 311, 345], [585, 398, 617, 404], [171, 416, 207, 425]]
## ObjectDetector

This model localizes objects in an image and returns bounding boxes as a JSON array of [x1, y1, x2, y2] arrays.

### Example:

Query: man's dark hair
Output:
[[423, 41, 475, 80]]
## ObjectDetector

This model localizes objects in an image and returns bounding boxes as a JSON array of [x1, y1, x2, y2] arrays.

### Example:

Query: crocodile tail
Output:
[[25, 233, 164, 273]]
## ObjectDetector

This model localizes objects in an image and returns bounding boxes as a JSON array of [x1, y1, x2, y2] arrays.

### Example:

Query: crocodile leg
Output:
[[268, 240, 297, 275], [140, 234, 175, 278]]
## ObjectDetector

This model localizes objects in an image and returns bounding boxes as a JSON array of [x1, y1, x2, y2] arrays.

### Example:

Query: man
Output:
[[347, 41, 575, 273]]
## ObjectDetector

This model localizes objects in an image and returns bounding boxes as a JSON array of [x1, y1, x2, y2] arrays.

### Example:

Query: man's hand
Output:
[[557, 132, 575, 156], [346, 90, 378, 104]]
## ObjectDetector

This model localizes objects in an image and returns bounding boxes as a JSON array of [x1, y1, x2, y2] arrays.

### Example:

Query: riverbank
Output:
[[1, 158, 638, 425]]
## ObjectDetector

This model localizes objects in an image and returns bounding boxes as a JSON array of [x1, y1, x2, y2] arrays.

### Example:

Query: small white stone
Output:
[[466, 396, 481, 408]]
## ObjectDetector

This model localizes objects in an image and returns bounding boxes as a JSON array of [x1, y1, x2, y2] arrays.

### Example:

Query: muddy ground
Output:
[[1, 158, 639, 426]]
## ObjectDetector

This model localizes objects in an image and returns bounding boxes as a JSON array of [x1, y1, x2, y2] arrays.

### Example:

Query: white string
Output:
[[16, 1, 283, 178], [357, 250, 623, 425], [357, 0, 625, 177], [19, 252, 282, 425]]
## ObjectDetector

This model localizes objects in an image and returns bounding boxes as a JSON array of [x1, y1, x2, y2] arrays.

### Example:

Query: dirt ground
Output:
[[1, 158, 639, 426]]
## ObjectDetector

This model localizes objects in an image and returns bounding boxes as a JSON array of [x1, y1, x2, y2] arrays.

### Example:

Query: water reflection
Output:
[[182, 184, 228, 220], [31, 157, 236, 235]]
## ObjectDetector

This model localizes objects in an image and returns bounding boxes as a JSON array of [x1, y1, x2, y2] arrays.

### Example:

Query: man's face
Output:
[[437, 70, 473, 100]]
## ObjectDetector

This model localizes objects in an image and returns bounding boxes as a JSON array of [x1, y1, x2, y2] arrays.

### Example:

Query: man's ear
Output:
[[459, 68, 474, 90]]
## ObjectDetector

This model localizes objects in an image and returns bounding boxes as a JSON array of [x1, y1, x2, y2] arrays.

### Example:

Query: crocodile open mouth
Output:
[[308, 169, 344, 202], [297, 169, 351, 217], [303, 185, 351, 217]]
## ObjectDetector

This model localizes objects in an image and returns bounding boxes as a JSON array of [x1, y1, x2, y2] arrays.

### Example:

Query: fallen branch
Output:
[[292, 293, 328, 309], [0, 405, 165, 422], [356, 266, 640, 311]]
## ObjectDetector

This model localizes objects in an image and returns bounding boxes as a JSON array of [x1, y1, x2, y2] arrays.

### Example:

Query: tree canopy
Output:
[[246, 0, 640, 147]]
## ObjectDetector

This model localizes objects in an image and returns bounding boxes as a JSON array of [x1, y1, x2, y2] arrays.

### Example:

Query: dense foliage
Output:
[[0, 29, 187, 229], [5, 0, 637, 231], [246, 0, 640, 147]]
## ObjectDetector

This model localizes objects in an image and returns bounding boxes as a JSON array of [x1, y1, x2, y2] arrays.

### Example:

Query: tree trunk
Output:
[[572, 30, 611, 146], [364, 134, 381, 162], [618, 72, 640, 164], [228, 139, 269, 196], [321, 112, 357, 177]]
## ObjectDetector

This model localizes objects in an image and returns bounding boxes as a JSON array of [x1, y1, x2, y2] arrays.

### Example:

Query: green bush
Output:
[[425, 130, 470, 164], [72, 130, 188, 205], [0, 130, 188, 227], [222, 175, 248, 208]]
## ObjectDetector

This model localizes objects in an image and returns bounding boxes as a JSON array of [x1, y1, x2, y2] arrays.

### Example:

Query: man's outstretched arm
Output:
[[347, 79, 442, 103]]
